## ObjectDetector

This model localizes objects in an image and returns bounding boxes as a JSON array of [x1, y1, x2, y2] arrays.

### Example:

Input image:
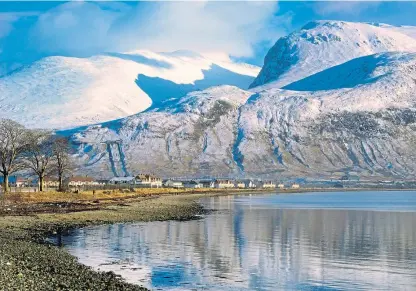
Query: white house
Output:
[[15, 177, 30, 188], [234, 181, 246, 188], [136, 174, 162, 188], [164, 180, 184, 188], [109, 176, 136, 185], [65, 176, 99, 187], [291, 184, 300, 189], [261, 181, 276, 189], [183, 181, 203, 189], [244, 180, 257, 188], [43, 177, 59, 188], [214, 179, 234, 189]]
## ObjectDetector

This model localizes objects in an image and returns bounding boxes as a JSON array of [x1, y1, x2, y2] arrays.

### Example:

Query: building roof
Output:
[[184, 180, 201, 185], [164, 179, 183, 183], [110, 176, 136, 182]]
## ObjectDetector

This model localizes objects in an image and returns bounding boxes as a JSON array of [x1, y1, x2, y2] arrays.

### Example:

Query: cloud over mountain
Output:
[[0, 1, 285, 66]]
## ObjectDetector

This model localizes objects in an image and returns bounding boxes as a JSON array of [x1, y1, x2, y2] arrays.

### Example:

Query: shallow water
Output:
[[60, 191, 416, 290]]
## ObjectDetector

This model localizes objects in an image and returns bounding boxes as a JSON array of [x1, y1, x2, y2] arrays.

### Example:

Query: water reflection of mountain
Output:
[[63, 195, 416, 290]]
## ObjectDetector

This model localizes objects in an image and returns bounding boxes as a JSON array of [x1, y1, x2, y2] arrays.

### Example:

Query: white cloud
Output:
[[19, 1, 284, 59], [28, 2, 126, 56], [313, 1, 381, 16], [123, 1, 286, 58], [0, 11, 38, 38]]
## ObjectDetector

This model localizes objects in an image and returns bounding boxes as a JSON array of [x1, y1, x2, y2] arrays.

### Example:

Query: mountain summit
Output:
[[250, 20, 416, 89]]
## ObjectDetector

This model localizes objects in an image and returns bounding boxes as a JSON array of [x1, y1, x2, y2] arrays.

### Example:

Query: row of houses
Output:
[[107, 177, 279, 189], [3, 174, 300, 190], [8, 176, 103, 188], [113, 178, 300, 189]]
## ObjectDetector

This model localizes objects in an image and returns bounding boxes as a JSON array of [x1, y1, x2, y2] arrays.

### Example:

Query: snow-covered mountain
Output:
[[69, 86, 252, 177], [67, 50, 416, 179], [1, 19, 412, 180], [250, 20, 416, 89], [238, 52, 416, 178], [0, 50, 259, 129]]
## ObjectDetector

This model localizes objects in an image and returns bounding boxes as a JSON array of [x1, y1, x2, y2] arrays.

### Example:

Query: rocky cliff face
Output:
[[69, 86, 252, 178]]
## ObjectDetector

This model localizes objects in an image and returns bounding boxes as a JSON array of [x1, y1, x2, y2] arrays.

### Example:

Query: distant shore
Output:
[[0, 187, 414, 290]]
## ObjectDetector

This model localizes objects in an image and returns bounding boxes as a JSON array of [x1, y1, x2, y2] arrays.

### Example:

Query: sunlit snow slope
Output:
[[0, 50, 259, 129]]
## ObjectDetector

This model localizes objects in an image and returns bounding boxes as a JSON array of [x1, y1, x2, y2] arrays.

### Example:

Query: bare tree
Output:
[[52, 136, 72, 192], [0, 119, 30, 193], [24, 130, 55, 192]]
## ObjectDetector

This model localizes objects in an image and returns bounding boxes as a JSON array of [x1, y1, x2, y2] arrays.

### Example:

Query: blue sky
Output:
[[1, 1, 416, 66]]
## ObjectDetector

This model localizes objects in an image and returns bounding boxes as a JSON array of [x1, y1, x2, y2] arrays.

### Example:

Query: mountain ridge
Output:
[[68, 50, 416, 179], [250, 20, 416, 89], [3, 19, 416, 180], [0, 51, 259, 129]]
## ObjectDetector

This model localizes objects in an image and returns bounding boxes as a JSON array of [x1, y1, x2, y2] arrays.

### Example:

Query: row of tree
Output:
[[0, 119, 72, 193]]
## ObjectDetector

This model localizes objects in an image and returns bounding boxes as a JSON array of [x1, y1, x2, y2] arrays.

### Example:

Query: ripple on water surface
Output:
[[60, 191, 416, 290]]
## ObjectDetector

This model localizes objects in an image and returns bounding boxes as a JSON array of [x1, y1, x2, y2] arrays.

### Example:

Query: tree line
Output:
[[0, 119, 72, 193]]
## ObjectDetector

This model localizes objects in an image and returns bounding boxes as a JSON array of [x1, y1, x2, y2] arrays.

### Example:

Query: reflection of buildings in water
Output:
[[63, 199, 416, 290]]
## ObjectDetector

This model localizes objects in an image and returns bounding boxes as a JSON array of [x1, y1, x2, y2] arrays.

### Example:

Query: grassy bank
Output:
[[0, 189, 254, 290]]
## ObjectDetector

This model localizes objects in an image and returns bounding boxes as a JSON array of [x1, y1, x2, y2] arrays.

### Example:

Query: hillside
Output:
[[0, 51, 259, 129], [69, 86, 252, 177], [67, 51, 416, 180]]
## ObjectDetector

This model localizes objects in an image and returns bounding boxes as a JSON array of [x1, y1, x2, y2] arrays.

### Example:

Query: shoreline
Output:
[[1, 187, 415, 290], [0, 189, 265, 290]]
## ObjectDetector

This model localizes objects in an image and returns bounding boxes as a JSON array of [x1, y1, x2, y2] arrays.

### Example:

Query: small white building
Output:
[[214, 179, 234, 189], [277, 184, 285, 189], [244, 180, 257, 188], [183, 181, 203, 189], [28, 176, 59, 188], [43, 177, 59, 188], [65, 176, 99, 187], [15, 177, 30, 188], [234, 181, 246, 188], [261, 181, 276, 188], [136, 174, 162, 188], [291, 184, 300, 189], [164, 180, 184, 188], [109, 176, 136, 185], [200, 180, 215, 188]]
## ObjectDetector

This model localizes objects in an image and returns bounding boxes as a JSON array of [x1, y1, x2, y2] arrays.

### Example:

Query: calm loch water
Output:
[[60, 191, 416, 290]]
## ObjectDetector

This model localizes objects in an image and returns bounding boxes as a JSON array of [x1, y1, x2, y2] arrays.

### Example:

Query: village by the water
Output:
[[1, 173, 290, 192], [3, 172, 416, 194]]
